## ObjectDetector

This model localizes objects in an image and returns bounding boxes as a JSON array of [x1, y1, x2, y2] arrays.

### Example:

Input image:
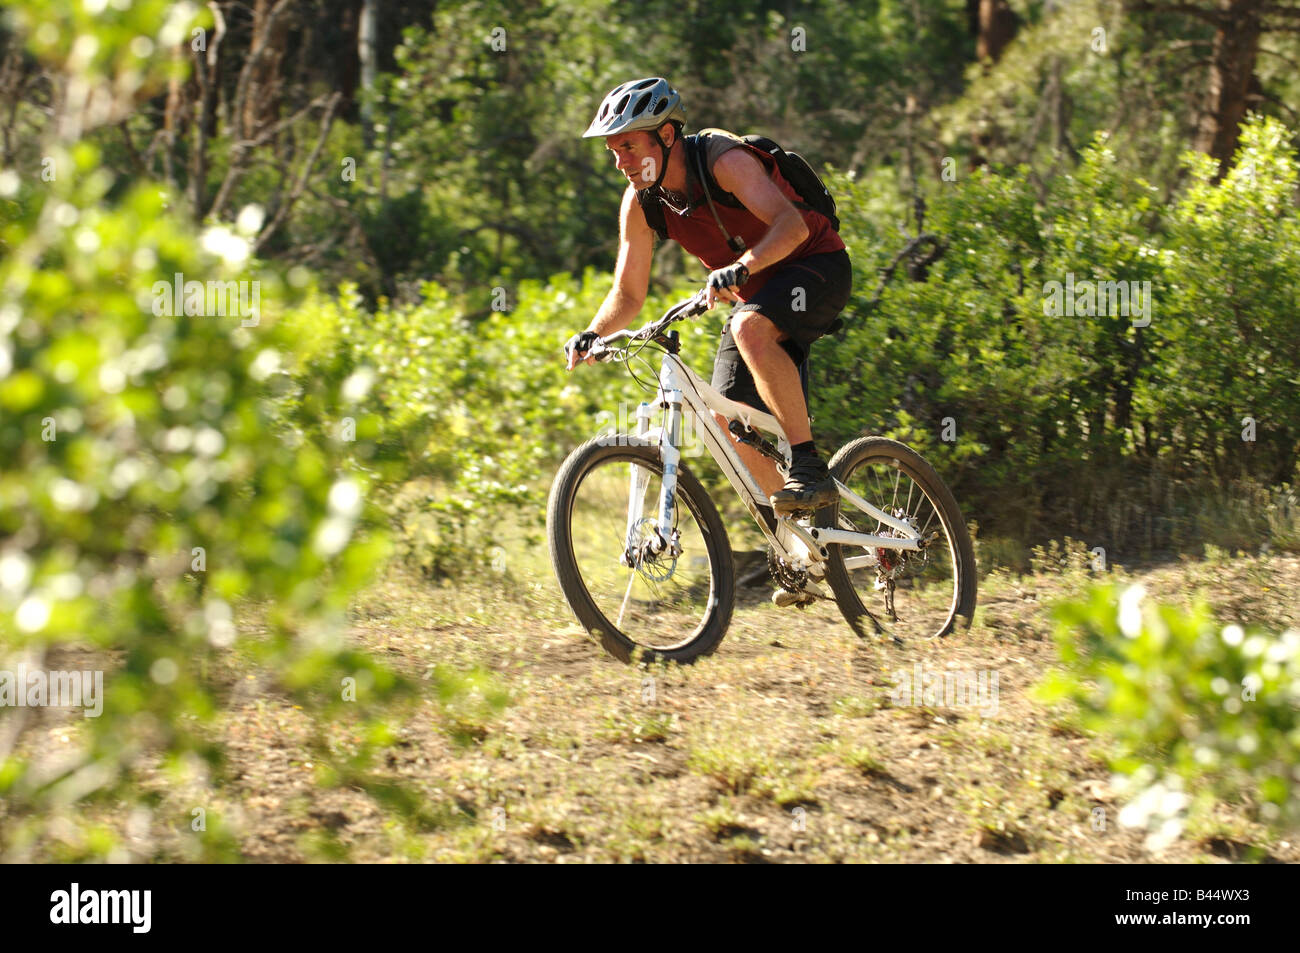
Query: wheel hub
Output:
[[874, 509, 924, 582], [622, 517, 679, 582]]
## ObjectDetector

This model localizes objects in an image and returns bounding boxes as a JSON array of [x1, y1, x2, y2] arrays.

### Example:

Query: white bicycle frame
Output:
[[622, 343, 923, 576]]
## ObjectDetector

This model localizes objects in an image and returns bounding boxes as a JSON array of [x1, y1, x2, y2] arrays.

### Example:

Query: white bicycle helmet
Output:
[[582, 77, 685, 139]]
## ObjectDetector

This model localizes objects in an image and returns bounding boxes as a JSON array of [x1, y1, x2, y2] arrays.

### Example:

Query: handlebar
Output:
[[586, 287, 711, 362]]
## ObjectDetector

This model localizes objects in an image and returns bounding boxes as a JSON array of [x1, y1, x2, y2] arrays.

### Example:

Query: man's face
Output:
[[604, 129, 668, 189]]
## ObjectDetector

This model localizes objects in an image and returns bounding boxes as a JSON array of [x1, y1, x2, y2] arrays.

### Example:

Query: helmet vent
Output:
[[582, 77, 682, 138]]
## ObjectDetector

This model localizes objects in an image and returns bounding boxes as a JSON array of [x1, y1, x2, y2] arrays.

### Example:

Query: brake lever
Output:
[[591, 289, 710, 363]]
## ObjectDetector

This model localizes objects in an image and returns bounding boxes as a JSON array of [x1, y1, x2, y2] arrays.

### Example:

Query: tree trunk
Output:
[[1194, 0, 1265, 177], [359, 0, 377, 149], [337, 0, 364, 120], [976, 0, 1018, 63], [161, 42, 189, 187], [968, 0, 1019, 168], [242, 0, 292, 141]]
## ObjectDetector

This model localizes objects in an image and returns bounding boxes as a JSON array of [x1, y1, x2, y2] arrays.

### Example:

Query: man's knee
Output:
[[730, 310, 785, 356]]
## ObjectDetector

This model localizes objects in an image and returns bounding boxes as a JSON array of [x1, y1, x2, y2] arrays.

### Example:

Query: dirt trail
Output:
[[11, 553, 1298, 863], [222, 551, 1300, 862]]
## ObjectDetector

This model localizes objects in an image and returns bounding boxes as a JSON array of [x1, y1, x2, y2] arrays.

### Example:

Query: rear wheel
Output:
[[822, 436, 976, 643], [547, 438, 735, 664]]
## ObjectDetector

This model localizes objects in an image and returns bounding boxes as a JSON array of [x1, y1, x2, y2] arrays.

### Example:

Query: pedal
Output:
[[772, 580, 830, 608], [773, 505, 819, 520], [772, 588, 816, 608]]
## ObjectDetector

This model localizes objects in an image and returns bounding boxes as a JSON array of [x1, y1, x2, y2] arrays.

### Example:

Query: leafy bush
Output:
[[1156, 116, 1300, 487], [818, 115, 1300, 553], [0, 1, 502, 860], [1039, 583, 1300, 846]]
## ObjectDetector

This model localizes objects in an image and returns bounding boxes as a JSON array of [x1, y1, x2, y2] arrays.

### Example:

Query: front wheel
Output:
[[547, 438, 735, 664], [822, 436, 977, 643]]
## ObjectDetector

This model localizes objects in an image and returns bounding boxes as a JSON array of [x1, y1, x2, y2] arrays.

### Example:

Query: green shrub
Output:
[[817, 115, 1300, 554], [288, 269, 721, 576], [0, 2, 501, 859], [1038, 583, 1300, 844]]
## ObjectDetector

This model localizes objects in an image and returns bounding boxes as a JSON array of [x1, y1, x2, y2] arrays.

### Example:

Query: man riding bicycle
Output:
[[565, 78, 851, 516]]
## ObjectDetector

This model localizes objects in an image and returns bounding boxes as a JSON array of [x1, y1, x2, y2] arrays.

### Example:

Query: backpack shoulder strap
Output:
[[631, 133, 733, 244], [687, 132, 748, 254], [631, 132, 754, 247], [634, 186, 669, 241], [690, 130, 746, 208]]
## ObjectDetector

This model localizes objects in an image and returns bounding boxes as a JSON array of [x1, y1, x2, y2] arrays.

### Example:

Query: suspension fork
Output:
[[621, 401, 654, 566], [653, 389, 684, 556]]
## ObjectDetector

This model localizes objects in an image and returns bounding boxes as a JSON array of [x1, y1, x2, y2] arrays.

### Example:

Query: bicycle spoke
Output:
[[566, 450, 718, 651], [919, 503, 937, 539], [616, 568, 637, 628], [831, 448, 963, 642]]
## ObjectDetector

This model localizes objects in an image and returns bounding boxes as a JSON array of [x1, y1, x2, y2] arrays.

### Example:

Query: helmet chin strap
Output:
[[648, 126, 672, 192]]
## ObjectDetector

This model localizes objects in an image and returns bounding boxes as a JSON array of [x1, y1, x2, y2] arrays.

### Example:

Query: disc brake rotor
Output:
[[623, 517, 679, 582]]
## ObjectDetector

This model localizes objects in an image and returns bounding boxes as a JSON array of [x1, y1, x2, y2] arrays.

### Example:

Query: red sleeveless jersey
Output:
[[659, 133, 844, 301]]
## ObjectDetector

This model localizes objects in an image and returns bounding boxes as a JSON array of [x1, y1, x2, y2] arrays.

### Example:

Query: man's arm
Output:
[[590, 184, 654, 337], [710, 148, 809, 279], [567, 185, 654, 369]]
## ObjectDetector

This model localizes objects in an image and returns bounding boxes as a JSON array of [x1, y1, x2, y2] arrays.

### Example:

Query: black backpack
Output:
[[637, 129, 840, 244]]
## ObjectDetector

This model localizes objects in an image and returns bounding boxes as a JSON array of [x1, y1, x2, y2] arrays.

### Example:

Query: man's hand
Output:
[[705, 262, 750, 308], [564, 329, 601, 370]]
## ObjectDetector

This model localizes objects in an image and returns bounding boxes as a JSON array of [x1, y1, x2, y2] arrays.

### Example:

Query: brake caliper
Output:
[[623, 518, 680, 582]]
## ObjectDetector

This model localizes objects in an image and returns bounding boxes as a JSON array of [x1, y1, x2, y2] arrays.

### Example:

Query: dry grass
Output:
[[10, 546, 1299, 863]]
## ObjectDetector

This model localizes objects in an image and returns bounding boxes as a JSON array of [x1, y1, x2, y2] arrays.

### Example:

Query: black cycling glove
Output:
[[564, 329, 600, 365], [707, 262, 750, 295]]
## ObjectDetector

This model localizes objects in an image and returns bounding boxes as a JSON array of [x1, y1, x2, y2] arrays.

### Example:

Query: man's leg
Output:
[[729, 309, 837, 512], [728, 312, 812, 445], [709, 322, 790, 500]]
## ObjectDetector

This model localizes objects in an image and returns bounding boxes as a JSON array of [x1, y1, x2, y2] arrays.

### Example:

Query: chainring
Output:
[[767, 546, 808, 593]]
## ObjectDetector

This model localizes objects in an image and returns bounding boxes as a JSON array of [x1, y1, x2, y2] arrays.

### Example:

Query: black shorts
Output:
[[710, 249, 852, 415]]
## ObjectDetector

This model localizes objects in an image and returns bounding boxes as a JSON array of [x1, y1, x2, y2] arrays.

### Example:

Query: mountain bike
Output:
[[547, 287, 977, 664]]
